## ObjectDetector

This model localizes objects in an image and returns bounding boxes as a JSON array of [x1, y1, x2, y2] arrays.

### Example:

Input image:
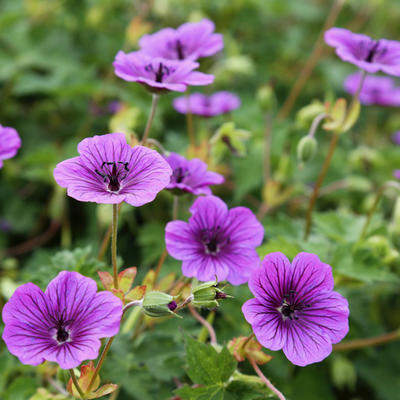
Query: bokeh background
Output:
[[1, 0, 400, 399]]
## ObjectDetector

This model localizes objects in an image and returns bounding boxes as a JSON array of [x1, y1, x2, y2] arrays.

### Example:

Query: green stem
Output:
[[185, 88, 195, 147], [248, 358, 286, 400], [304, 133, 339, 240], [86, 337, 115, 394], [111, 204, 119, 289], [172, 196, 179, 220], [333, 329, 400, 351], [140, 93, 159, 145], [263, 112, 273, 185], [69, 369, 86, 399], [360, 181, 400, 239]]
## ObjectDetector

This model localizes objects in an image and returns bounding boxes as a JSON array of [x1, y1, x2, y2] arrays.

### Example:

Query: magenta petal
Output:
[[165, 220, 200, 260], [0, 125, 21, 167]]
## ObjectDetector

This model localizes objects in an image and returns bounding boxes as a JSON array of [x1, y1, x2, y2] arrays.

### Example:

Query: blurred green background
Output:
[[1, 0, 400, 399]]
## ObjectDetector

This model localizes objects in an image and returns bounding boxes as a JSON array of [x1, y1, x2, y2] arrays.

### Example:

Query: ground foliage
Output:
[[1, 0, 400, 399]]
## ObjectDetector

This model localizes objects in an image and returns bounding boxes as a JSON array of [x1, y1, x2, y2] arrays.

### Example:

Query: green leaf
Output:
[[176, 384, 224, 400], [185, 336, 237, 386]]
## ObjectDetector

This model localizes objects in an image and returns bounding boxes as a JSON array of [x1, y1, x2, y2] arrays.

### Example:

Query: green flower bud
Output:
[[191, 280, 229, 308], [141, 291, 179, 318], [297, 136, 317, 164], [256, 85, 277, 112]]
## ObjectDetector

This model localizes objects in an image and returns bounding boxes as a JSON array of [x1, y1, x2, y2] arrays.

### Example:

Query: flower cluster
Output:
[[173, 91, 240, 117], [2, 271, 123, 369], [242, 252, 349, 366], [0, 124, 21, 168], [113, 19, 223, 93]]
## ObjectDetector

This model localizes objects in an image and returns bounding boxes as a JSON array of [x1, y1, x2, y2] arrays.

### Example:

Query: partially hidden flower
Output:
[[0, 124, 21, 168], [242, 252, 349, 366], [392, 131, 400, 145], [394, 170, 400, 180], [113, 51, 214, 93], [165, 152, 224, 195], [325, 27, 400, 76], [53, 132, 172, 206], [139, 19, 223, 61], [165, 195, 264, 285], [173, 92, 240, 117], [2, 271, 123, 369], [344, 72, 400, 106]]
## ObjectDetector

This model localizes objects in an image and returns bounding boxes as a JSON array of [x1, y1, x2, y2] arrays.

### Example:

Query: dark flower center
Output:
[[200, 226, 230, 255], [95, 161, 129, 193], [145, 63, 176, 83], [56, 327, 70, 343], [175, 40, 185, 60], [360, 40, 387, 63], [278, 290, 310, 321], [172, 167, 189, 183]]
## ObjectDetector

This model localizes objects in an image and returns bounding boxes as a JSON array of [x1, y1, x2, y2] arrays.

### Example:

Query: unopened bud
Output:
[[257, 85, 277, 112], [141, 291, 179, 318], [191, 280, 229, 308], [297, 136, 317, 164]]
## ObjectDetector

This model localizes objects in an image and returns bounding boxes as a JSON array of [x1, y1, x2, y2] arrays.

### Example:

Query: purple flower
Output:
[[165, 196, 264, 285], [325, 27, 400, 76], [2, 271, 122, 369], [392, 131, 400, 145], [54, 132, 172, 206], [0, 124, 21, 168], [173, 92, 240, 117], [344, 72, 400, 106], [394, 170, 400, 179], [139, 19, 223, 61], [165, 152, 224, 195], [242, 252, 349, 366], [113, 51, 214, 93]]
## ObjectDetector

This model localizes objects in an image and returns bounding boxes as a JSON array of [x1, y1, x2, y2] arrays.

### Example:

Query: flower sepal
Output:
[[67, 362, 117, 399], [191, 279, 230, 308], [323, 98, 361, 134], [228, 336, 272, 365], [141, 291, 180, 318]]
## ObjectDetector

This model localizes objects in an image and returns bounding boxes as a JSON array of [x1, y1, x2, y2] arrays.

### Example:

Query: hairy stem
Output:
[[69, 369, 86, 399], [141, 93, 159, 145], [86, 337, 115, 394], [111, 204, 119, 289], [304, 133, 339, 240], [248, 357, 286, 400], [189, 305, 217, 345], [333, 330, 400, 351], [185, 89, 195, 147], [277, 0, 345, 119], [98, 204, 122, 261]]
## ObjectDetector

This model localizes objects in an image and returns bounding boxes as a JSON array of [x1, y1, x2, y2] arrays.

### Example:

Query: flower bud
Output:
[[191, 280, 229, 308], [256, 85, 277, 112], [297, 136, 317, 164], [141, 291, 179, 318]]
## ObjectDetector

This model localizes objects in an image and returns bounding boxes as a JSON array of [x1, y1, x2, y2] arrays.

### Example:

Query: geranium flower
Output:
[[165, 152, 224, 195], [2, 271, 123, 369], [173, 92, 240, 117], [139, 19, 223, 61], [0, 124, 21, 168], [165, 195, 264, 285], [325, 27, 400, 76], [242, 252, 349, 366], [394, 170, 400, 179], [54, 132, 172, 206], [113, 52, 214, 93], [344, 72, 400, 106]]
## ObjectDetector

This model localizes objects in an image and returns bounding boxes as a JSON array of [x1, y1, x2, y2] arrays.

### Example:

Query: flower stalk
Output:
[[189, 304, 217, 345], [185, 89, 195, 147], [69, 369, 86, 399], [333, 329, 400, 351], [141, 93, 160, 145], [248, 357, 286, 400], [111, 204, 119, 289]]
